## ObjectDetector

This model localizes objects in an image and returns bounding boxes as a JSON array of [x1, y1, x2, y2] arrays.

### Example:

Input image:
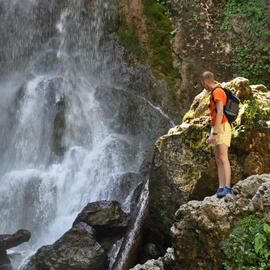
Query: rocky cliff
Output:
[[171, 174, 270, 270], [133, 173, 270, 270], [113, 0, 270, 119], [149, 77, 270, 239]]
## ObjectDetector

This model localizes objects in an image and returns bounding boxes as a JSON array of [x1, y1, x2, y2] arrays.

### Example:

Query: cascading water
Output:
[[0, 0, 173, 269]]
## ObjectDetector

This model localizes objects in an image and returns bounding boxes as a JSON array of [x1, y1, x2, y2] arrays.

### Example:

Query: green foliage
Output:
[[222, 0, 270, 87], [117, 19, 144, 58], [156, 0, 173, 19], [221, 216, 270, 270]]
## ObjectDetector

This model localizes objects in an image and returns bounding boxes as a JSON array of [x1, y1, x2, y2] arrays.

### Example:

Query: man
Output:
[[202, 71, 232, 198]]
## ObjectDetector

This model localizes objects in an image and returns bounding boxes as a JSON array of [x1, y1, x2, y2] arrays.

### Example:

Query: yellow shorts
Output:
[[211, 121, 232, 147]]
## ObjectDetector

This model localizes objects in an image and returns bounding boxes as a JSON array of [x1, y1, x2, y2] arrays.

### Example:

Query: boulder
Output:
[[227, 77, 252, 99], [25, 223, 107, 270], [73, 200, 130, 235], [0, 230, 31, 250], [74, 200, 131, 256], [171, 174, 270, 270], [0, 229, 31, 270], [149, 78, 270, 236]]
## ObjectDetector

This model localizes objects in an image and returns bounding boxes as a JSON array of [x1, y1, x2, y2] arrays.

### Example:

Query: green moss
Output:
[[232, 97, 270, 137], [182, 126, 211, 152], [117, 17, 144, 58], [155, 137, 166, 152], [243, 100, 270, 123], [143, 0, 179, 87], [183, 110, 195, 122]]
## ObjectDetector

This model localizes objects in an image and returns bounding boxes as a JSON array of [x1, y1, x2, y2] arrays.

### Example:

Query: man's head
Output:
[[201, 71, 217, 91]]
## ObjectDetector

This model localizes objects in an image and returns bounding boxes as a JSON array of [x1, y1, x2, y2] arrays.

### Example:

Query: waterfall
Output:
[[0, 0, 172, 268]]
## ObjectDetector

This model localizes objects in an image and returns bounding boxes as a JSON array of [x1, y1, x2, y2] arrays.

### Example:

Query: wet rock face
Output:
[[0, 230, 31, 250], [149, 77, 270, 237], [94, 85, 173, 144], [52, 96, 66, 156], [171, 174, 270, 270], [113, 1, 182, 121], [109, 172, 145, 208], [25, 222, 107, 270], [0, 250, 11, 270], [0, 230, 31, 270]]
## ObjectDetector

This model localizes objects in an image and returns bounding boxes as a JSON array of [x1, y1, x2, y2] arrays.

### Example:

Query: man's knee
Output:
[[215, 148, 229, 166], [216, 155, 229, 166]]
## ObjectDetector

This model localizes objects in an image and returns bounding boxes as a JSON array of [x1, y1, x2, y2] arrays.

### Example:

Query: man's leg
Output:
[[214, 144, 231, 188], [214, 146, 225, 188]]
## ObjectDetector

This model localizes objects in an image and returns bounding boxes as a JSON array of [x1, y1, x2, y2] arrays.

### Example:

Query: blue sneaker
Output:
[[217, 186, 232, 198], [215, 187, 224, 196]]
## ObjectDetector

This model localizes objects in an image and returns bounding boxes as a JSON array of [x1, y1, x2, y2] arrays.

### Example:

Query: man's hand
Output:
[[206, 134, 218, 145]]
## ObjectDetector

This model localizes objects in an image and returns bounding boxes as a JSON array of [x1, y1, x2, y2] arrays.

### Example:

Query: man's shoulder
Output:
[[213, 86, 224, 93], [212, 87, 226, 97], [212, 87, 227, 105]]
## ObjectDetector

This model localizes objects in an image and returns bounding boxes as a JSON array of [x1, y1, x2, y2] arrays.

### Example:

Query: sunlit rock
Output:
[[171, 174, 270, 270], [149, 78, 270, 237]]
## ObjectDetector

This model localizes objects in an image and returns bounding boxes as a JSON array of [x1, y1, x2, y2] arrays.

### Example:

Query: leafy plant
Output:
[[221, 216, 270, 270]]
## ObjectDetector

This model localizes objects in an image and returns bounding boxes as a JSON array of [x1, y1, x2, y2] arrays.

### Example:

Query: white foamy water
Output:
[[0, 0, 173, 268]]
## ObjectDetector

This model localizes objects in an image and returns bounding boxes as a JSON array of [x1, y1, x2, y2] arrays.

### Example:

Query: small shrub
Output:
[[221, 215, 270, 270]]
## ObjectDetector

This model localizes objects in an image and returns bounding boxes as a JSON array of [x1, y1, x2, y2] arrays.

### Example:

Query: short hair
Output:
[[201, 71, 214, 82]]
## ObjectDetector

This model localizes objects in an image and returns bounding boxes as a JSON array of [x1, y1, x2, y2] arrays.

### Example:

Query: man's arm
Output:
[[213, 100, 223, 134], [206, 100, 224, 145]]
